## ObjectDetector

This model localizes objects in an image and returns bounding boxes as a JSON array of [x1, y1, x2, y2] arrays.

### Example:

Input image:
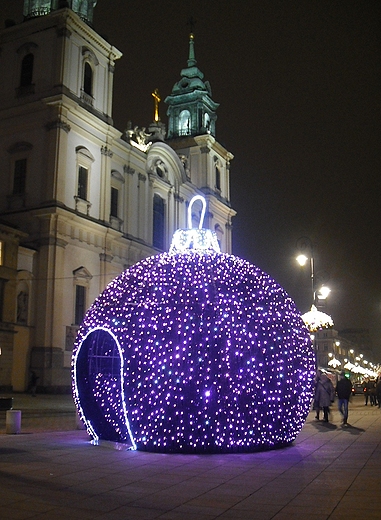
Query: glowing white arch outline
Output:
[[188, 195, 206, 229], [72, 326, 137, 450], [169, 195, 220, 253]]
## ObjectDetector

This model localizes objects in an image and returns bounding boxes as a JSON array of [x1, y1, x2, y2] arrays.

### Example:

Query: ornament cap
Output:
[[169, 195, 220, 253]]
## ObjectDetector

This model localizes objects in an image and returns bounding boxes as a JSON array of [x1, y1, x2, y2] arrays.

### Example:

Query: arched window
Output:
[[179, 110, 191, 136], [153, 194, 165, 250], [20, 53, 34, 87], [81, 47, 98, 106], [204, 113, 210, 132], [83, 62, 93, 96]]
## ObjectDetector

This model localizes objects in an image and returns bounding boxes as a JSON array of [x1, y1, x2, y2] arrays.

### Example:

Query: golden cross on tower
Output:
[[187, 16, 197, 35], [152, 88, 161, 122]]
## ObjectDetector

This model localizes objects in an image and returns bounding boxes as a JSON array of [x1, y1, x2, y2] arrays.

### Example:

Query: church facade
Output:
[[0, 1, 236, 392]]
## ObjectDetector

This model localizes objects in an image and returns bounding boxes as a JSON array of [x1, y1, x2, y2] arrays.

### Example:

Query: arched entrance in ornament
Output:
[[74, 327, 133, 444]]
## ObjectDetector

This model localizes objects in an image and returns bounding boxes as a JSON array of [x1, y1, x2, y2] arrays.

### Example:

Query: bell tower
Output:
[[165, 33, 219, 139]]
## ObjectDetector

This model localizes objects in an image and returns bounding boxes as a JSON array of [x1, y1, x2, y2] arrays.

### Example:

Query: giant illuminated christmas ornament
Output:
[[72, 196, 315, 453]]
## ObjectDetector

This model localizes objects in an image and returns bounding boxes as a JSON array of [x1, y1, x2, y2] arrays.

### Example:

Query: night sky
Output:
[[2, 1, 381, 355]]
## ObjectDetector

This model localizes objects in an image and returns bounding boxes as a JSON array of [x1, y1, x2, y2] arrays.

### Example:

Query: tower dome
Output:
[[165, 34, 219, 139]]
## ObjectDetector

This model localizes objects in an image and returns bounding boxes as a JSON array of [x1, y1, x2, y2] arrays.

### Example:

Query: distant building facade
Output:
[[0, 2, 235, 391], [315, 327, 375, 379]]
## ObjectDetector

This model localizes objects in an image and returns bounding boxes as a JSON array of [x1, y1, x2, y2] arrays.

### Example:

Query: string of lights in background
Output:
[[329, 350, 379, 378], [72, 196, 315, 453]]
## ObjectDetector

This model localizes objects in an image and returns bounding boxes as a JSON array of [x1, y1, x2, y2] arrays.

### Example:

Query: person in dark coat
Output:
[[314, 371, 335, 422], [376, 379, 381, 408], [335, 371, 353, 426], [363, 379, 371, 405], [368, 380, 377, 406]]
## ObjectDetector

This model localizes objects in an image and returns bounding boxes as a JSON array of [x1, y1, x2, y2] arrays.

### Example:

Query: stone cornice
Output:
[[46, 119, 71, 133]]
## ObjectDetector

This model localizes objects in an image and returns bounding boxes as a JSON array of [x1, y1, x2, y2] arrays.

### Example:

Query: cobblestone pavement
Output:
[[0, 394, 380, 519]]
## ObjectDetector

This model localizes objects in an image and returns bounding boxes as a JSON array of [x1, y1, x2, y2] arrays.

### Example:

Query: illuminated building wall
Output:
[[0, 5, 235, 391]]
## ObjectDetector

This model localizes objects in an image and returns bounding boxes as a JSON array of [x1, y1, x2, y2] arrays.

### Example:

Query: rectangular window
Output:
[[77, 166, 88, 200], [0, 278, 6, 322], [110, 187, 118, 218], [75, 285, 86, 325], [215, 167, 221, 191], [13, 158, 27, 194], [153, 194, 165, 249]]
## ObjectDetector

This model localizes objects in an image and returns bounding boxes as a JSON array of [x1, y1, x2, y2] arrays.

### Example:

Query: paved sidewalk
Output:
[[0, 395, 380, 519], [0, 393, 77, 434]]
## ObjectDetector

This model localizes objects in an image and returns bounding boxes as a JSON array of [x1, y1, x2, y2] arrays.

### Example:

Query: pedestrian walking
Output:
[[335, 371, 353, 426], [314, 371, 335, 422], [363, 378, 371, 405], [376, 379, 381, 408], [368, 380, 377, 406]]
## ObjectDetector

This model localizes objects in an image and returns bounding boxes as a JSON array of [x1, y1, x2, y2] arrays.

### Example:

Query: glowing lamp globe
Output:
[[301, 305, 334, 332], [72, 196, 315, 453]]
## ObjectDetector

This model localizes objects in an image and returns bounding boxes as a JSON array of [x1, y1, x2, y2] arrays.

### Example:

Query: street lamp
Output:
[[297, 237, 334, 370], [296, 237, 315, 305], [296, 237, 330, 308], [318, 286, 331, 300]]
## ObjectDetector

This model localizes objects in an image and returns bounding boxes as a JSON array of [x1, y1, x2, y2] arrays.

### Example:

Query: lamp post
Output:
[[296, 236, 315, 305], [297, 237, 333, 370], [296, 237, 330, 309]]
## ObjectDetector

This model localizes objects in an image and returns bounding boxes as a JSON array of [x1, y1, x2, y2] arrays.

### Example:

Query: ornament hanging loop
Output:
[[169, 194, 220, 253], [188, 195, 206, 229]]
